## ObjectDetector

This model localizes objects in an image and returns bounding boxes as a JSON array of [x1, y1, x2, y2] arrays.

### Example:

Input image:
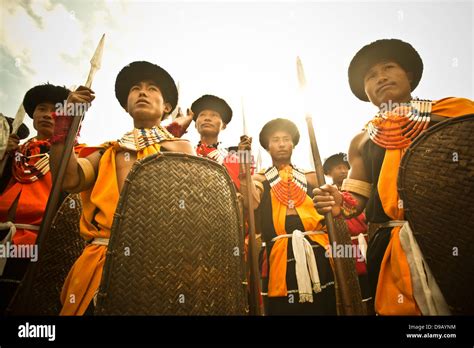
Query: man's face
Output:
[[32, 102, 55, 139], [126, 80, 171, 123], [328, 163, 349, 187], [363, 61, 413, 108], [267, 130, 293, 162], [195, 109, 226, 137]]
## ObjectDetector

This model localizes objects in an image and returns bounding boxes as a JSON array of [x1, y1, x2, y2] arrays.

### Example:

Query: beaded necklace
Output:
[[264, 165, 307, 208], [366, 98, 433, 150], [117, 125, 175, 152], [196, 142, 228, 165], [13, 138, 51, 183]]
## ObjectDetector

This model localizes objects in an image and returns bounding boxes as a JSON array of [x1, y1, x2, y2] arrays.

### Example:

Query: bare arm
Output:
[[240, 173, 264, 210], [50, 144, 101, 192], [313, 131, 370, 217], [305, 171, 319, 192], [237, 135, 264, 210], [161, 139, 195, 155]]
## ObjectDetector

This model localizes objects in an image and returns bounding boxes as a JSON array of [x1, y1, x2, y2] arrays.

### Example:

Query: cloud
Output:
[[18, 0, 44, 29]]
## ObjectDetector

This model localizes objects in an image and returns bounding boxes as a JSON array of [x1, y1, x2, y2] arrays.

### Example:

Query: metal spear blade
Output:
[[296, 56, 307, 91], [11, 103, 26, 134], [85, 33, 106, 88], [241, 96, 248, 136]]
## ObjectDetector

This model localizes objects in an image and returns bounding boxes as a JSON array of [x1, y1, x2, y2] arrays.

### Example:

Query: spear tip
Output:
[[90, 33, 106, 69], [296, 56, 307, 90]]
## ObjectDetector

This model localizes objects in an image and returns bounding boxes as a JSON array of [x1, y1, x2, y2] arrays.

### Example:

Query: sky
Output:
[[1, 0, 472, 172]]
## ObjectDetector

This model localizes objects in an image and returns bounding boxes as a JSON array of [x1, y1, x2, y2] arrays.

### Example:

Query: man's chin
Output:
[[198, 128, 219, 137], [272, 153, 291, 162], [131, 111, 161, 121], [36, 127, 53, 139]]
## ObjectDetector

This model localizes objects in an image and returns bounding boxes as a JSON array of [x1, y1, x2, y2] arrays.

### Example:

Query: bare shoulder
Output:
[[348, 130, 370, 181], [160, 139, 195, 155], [349, 130, 369, 155], [304, 171, 319, 188], [84, 149, 103, 173]]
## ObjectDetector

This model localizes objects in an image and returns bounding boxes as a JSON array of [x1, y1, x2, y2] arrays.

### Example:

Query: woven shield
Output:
[[9, 194, 85, 315], [95, 152, 247, 315], [398, 114, 474, 314]]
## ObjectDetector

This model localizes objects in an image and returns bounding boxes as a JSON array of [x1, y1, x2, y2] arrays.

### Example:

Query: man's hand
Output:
[[6, 134, 20, 153], [172, 107, 193, 132], [313, 184, 343, 216], [238, 135, 252, 152], [65, 86, 95, 115]]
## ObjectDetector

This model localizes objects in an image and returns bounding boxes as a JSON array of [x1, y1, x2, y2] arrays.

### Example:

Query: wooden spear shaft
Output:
[[241, 153, 263, 316], [305, 115, 365, 315], [240, 98, 263, 316], [297, 57, 365, 315]]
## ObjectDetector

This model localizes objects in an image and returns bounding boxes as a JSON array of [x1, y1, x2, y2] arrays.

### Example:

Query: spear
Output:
[[296, 57, 365, 315], [8, 34, 106, 314], [240, 97, 263, 316]]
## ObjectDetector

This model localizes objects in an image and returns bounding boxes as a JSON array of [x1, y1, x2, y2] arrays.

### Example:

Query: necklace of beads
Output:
[[265, 165, 307, 207], [118, 125, 175, 152], [366, 98, 433, 150], [13, 138, 50, 183]]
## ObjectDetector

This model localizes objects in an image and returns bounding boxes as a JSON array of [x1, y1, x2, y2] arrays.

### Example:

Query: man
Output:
[[313, 39, 474, 315], [323, 153, 371, 304], [191, 94, 242, 188], [0, 84, 70, 313], [323, 153, 349, 190], [50, 61, 194, 315], [239, 118, 336, 315]]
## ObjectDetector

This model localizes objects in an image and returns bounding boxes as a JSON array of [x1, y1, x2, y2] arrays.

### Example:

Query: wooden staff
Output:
[[296, 57, 366, 315], [240, 97, 263, 316]]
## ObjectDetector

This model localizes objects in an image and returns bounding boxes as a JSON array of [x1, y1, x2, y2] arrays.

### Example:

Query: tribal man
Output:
[[313, 39, 474, 315], [191, 94, 242, 188], [0, 84, 70, 313], [50, 61, 194, 315], [323, 153, 371, 305], [239, 118, 336, 315]]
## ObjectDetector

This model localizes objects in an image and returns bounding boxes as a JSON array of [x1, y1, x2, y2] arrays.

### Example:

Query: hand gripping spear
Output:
[[240, 97, 263, 316], [296, 57, 366, 315], [8, 35, 106, 314]]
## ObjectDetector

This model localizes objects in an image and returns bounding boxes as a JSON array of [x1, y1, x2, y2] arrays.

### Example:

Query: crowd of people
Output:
[[1, 38, 472, 316]]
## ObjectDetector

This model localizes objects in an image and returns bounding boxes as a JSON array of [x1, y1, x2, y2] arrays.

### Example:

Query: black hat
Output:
[[1, 114, 30, 140], [348, 39, 423, 102], [115, 61, 178, 113], [259, 118, 300, 150], [22, 84, 70, 118], [323, 153, 350, 175], [190, 95, 233, 124]]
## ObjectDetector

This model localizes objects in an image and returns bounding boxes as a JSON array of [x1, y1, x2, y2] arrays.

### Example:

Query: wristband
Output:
[[166, 121, 187, 138]]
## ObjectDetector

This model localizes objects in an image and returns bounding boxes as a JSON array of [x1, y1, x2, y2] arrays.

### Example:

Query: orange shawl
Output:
[[375, 97, 474, 315], [60, 142, 161, 315], [267, 167, 328, 297], [0, 141, 85, 245]]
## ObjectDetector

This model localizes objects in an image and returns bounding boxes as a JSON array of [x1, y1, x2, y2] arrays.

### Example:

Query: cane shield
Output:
[[398, 114, 474, 314], [8, 193, 85, 315], [95, 152, 247, 315]]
